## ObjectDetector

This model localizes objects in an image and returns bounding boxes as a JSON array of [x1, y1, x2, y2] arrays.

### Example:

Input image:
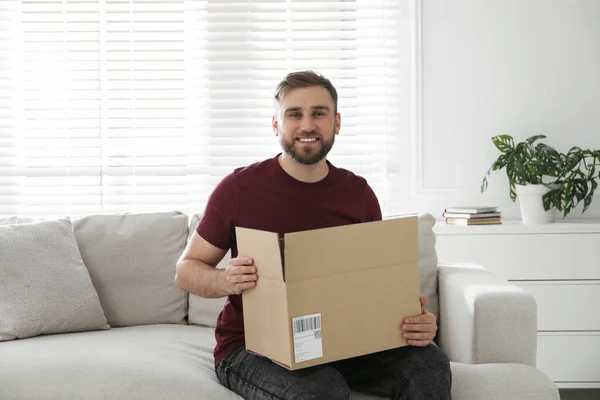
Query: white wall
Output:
[[397, 0, 600, 221]]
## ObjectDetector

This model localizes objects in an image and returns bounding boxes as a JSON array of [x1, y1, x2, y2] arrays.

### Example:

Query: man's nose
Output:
[[300, 116, 316, 132]]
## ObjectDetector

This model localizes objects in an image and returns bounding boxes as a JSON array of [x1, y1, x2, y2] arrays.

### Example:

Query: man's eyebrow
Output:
[[284, 105, 331, 113]]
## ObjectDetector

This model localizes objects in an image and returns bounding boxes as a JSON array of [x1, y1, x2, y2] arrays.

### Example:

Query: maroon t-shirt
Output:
[[196, 154, 382, 366]]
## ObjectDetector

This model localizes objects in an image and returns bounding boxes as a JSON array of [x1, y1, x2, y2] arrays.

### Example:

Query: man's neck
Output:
[[278, 153, 329, 183]]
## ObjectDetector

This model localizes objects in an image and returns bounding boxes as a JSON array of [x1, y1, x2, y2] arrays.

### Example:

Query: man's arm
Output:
[[175, 231, 257, 298]]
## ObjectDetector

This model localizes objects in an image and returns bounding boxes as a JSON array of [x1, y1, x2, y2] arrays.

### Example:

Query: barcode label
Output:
[[293, 315, 321, 334], [292, 313, 323, 363]]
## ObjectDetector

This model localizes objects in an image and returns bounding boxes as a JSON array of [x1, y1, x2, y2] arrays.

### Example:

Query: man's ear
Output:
[[272, 115, 279, 136], [335, 113, 341, 135]]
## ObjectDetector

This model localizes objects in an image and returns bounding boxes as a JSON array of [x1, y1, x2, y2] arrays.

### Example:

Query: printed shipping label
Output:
[[292, 313, 323, 363]]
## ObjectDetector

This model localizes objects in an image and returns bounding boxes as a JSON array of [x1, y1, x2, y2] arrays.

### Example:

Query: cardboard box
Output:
[[236, 215, 420, 370]]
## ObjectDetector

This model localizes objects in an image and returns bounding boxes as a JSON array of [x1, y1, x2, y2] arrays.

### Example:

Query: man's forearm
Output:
[[175, 259, 228, 298]]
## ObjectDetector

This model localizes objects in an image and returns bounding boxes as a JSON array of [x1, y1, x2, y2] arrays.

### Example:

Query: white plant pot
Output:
[[515, 184, 557, 225]]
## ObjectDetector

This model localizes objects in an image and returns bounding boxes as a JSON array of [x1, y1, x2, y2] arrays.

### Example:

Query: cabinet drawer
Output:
[[435, 233, 600, 280], [516, 282, 600, 331], [538, 333, 600, 383]]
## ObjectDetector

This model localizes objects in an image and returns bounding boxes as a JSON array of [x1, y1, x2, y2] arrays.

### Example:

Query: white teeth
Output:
[[299, 138, 317, 142]]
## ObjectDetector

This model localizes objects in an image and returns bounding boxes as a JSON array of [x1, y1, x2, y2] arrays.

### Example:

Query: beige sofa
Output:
[[0, 211, 560, 400]]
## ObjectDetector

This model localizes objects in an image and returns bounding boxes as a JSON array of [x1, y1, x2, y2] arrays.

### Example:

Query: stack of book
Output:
[[443, 206, 502, 225]]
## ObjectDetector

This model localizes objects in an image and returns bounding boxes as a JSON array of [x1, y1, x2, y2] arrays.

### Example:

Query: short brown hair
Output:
[[274, 71, 338, 113]]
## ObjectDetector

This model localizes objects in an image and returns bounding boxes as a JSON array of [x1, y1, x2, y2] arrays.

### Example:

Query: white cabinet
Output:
[[434, 221, 600, 389]]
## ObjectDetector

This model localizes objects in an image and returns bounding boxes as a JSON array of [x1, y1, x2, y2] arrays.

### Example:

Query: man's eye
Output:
[[314, 112, 326, 117], [289, 113, 301, 118]]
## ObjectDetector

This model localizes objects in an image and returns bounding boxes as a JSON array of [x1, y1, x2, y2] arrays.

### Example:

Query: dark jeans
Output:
[[215, 344, 452, 400]]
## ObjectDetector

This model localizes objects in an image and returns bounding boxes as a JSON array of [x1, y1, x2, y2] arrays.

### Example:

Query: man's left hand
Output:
[[401, 296, 437, 347]]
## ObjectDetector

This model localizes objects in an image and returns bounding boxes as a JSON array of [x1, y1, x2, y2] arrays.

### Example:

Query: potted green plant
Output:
[[481, 134, 600, 224]]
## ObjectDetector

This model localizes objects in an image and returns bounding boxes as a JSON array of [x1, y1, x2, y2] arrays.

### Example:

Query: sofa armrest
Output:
[[437, 262, 537, 367]]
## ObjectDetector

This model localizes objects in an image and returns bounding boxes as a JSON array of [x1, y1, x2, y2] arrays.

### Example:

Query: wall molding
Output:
[[410, 0, 468, 195]]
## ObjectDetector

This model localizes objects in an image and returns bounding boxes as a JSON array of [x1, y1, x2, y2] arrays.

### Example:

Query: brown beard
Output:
[[279, 130, 335, 165]]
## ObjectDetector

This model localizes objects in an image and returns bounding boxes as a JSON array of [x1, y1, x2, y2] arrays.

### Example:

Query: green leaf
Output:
[[481, 154, 511, 193], [573, 179, 589, 202], [511, 151, 529, 184], [492, 154, 509, 171], [565, 153, 582, 171], [554, 189, 565, 213], [583, 194, 593, 212], [506, 166, 519, 189], [568, 146, 583, 155], [509, 184, 517, 202], [583, 179, 598, 213], [564, 182, 574, 211], [542, 191, 553, 211], [535, 143, 562, 175], [526, 135, 547, 145], [491, 135, 515, 153], [587, 164, 596, 180], [481, 176, 489, 192]]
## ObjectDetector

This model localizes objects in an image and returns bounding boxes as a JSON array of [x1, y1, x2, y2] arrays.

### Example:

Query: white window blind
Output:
[[0, 0, 409, 217]]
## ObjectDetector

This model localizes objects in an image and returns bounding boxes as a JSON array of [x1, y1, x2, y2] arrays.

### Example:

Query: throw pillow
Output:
[[72, 212, 189, 327], [0, 218, 110, 341]]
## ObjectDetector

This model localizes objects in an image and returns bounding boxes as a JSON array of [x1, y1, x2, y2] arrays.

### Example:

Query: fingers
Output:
[[420, 295, 428, 314], [226, 275, 257, 295], [402, 331, 434, 341], [405, 339, 431, 347], [404, 312, 436, 325], [228, 266, 256, 275], [401, 308, 437, 347], [225, 256, 258, 295], [402, 323, 434, 332], [402, 328, 436, 347], [234, 281, 257, 293], [229, 256, 254, 267], [225, 271, 258, 284]]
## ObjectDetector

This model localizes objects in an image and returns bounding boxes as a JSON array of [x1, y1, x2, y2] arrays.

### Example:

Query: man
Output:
[[175, 71, 452, 399]]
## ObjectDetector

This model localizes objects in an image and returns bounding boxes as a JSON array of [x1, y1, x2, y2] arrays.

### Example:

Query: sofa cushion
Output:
[[0, 325, 559, 400], [0, 325, 241, 400], [448, 362, 559, 400], [187, 212, 440, 328], [0, 218, 109, 341], [72, 212, 189, 327], [348, 362, 559, 400]]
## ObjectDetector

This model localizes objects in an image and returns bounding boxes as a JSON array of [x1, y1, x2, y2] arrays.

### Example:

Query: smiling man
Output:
[[175, 71, 452, 400]]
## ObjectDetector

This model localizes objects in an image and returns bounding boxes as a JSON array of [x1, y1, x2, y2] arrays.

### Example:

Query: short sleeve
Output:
[[196, 173, 238, 250], [364, 183, 382, 222]]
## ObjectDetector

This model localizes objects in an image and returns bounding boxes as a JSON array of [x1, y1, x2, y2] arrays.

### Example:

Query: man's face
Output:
[[273, 86, 340, 165]]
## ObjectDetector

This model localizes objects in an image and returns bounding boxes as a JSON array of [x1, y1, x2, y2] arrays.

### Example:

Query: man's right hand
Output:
[[221, 257, 258, 295]]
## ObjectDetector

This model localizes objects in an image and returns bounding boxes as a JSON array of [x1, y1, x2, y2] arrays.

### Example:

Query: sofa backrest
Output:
[[187, 212, 439, 328], [1, 212, 190, 330], [416, 213, 439, 317], [2, 211, 438, 330]]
